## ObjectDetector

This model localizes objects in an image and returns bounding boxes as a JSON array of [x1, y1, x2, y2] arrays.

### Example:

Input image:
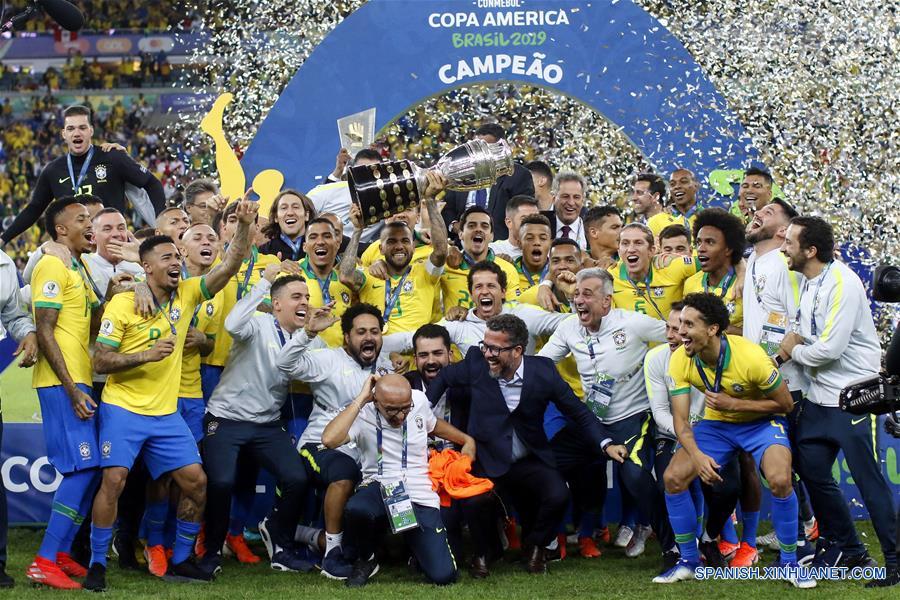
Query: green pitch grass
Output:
[[3, 524, 896, 599], [0, 364, 40, 423]]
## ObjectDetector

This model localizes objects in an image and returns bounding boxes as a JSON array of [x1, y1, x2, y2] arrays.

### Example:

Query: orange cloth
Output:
[[428, 448, 494, 507]]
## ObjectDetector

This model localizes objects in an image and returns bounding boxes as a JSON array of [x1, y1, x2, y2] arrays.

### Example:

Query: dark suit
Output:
[[427, 349, 610, 548], [441, 163, 534, 241]]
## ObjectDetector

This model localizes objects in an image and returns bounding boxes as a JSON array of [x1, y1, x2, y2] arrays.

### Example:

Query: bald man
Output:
[[322, 375, 474, 588]]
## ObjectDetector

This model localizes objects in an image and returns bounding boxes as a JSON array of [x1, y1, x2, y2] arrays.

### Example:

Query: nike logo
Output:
[[435, 528, 444, 533], [137, 323, 148, 330], [851, 416, 868, 425], [59, 177, 70, 184], [774, 435, 787, 439], [370, 285, 382, 290], [623, 434, 638, 446]]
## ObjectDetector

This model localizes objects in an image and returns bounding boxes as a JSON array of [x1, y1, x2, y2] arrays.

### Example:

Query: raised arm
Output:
[[224, 265, 278, 341], [274, 305, 335, 380], [422, 172, 449, 267], [203, 193, 258, 296], [322, 375, 376, 448], [536, 325, 573, 363], [338, 203, 366, 293]]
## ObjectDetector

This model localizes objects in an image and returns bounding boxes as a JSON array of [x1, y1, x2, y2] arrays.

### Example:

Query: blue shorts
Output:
[[693, 417, 791, 468], [99, 403, 201, 480], [36, 384, 99, 474], [178, 397, 205, 443], [200, 364, 223, 404]]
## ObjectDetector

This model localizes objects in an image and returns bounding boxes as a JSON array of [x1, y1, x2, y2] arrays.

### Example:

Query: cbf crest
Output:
[[402, 280, 414, 293], [613, 329, 627, 348], [415, 416, 424, 431], [341, 292, 351, 305], [652, 287, 665, 298], [79, 442, 91, 459], [170, 307, 182, 322], [94, 164, 107, 181]]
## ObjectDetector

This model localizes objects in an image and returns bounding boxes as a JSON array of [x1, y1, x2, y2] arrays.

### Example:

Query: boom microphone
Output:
[[37, 0, 84, 32]]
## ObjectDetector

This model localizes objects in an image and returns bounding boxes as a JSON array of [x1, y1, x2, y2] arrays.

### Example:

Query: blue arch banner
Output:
[[242, 0, 756, 189]]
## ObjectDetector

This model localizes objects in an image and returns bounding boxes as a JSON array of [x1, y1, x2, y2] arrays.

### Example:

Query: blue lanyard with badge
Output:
[[74, 258, 104, 307], [694, 336, 728, 393], [584, 332, 616, 419], [375, 411, 418, 533], [314, 272, 333, 305], [273, 316, 300, 443], [704, 268, 735, 299], [520, 259, 549, 287], [66, 146, 94, 193], [382, 267, 411, 327], [794, 262, 832, 338]]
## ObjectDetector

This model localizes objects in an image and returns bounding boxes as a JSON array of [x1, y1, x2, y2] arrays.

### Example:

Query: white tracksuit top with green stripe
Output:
[[789, 260, 881, 408]]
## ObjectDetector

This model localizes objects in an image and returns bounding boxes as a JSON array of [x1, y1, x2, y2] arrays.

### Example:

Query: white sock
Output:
[[803, 518, 815, 529], [325, 531, 343, 555], [294, 525, 322, 548], [701, 532, 714, 543], [545, 538, 558, 551]]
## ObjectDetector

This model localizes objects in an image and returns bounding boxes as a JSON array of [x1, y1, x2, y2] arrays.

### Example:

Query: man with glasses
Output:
[[426, 314, 626, 575], [322, 374, 475, 587]]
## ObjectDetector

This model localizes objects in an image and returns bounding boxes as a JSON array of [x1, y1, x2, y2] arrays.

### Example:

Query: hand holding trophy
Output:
[[347, 138, 513, 225]]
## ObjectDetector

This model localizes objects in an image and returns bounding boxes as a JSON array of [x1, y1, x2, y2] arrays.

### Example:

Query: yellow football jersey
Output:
[[667, 334, 783, 423], [178, 285, 221, 399], [203, 247, 281, 367], [610, 256, 698, 320], [31, 256, 100, 388], [440, 252, 520, 312], [358, 261, 441, 334], [359, 233, 433, 267], [513, 257, 549, 293], [97, 277, 212, 416], [682, 269, 743, 329], [646, 212, 680, 239], [300, 258, 352, 348]]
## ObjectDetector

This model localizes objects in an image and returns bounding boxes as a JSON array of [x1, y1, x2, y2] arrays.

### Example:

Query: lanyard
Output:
[[627, 268, 665, 319], [280, 234, 303, 260], [796, 262, 833, 337], [694, 335, 728, 393], [151, 290, 178, 335], [750, 257, 762, 305], [66, 146, 94, 193], [236, 252, 256, 300], [703, 268, 735, 299], [383, 267, 411, 324], [673, 204, 697, 237], [74, 258, 103, 306], [375, 411, 407, 476], [519, 258, 549, 287]]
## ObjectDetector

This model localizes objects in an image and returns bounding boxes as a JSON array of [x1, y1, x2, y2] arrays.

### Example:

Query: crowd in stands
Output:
[[0, 53, 176, 93], [4, 0, 202, 33]]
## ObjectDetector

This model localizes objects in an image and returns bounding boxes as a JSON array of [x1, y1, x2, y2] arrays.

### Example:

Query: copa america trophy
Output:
[[347, 138, 514, 225]]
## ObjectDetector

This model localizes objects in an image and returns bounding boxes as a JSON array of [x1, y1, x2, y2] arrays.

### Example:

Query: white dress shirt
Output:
[[555, 215, 587, 249], [497, 360, 528, 461]]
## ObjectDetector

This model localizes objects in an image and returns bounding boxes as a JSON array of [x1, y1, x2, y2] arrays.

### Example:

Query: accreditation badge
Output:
[[759, 312, 788, 356], [585, 373, 616, 419], [380, 479, 419, 534]]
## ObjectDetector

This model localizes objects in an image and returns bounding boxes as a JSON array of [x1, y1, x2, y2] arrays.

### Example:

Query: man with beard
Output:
[[441, 206, 520, 311], [427, 314, 626, 574], [404, 324, 501, 577], [655, 293, 812, 588], [0, 105, 165, 248], [85, 196, 258, 591], [359, 205, 432, 267], [682, 209, 747, 333], [514, 214, 552, 292], [275, 303, 409, 580], [538, 268, 678, 573], [737, 167, 774, 223], [259, 189, 315, 261], [202, 267, 315, 575], [743, 200, 818, 555], [489, 195, 540, 260], [610, 223, 698, 320], [631, 174, 669, 238], [26, 198, 104, 589], [340, 172, 448, 335], [778, 217, 897, 579]]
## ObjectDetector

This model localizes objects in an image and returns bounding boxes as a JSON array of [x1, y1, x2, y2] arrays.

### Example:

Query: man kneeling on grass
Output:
[[322, 374, 475, 588]]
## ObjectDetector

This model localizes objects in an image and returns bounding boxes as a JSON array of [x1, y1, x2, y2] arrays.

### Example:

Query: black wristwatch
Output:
[[774, 354, 786, 367]]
